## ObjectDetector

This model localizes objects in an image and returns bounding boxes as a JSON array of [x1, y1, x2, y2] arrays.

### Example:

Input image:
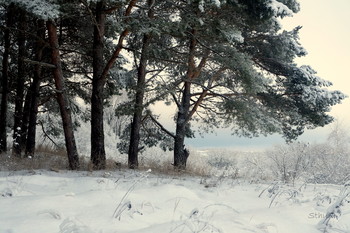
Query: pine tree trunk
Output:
[[128, 1, 154, 168], [91, 1, 107, 170], [12, 9, 27, 156], [20, 89, 31, 152], [128, 110, 142, 169], [173, 31, 197, 170], [47, 20, 79, 170], [0, 4, 14, 153], [174, 81, 191, 170], [25, 19, 45, 157], [90, 0, 136, 169], [128, 34, 151, 169]]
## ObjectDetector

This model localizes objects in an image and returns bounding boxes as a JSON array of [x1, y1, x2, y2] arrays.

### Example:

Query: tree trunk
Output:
[[12, 9, 27, 156], [128, 35, 150, 169], [128, 1, 154, 169], [90, 0, 137, 169], [91, 1, 107, 169], [20, 88, 31, 152], [25, 19, 46, 157], [0, 4, 14, 153], [173, 81, 191, 170], [47, 20, 79, 170], [173, 31, 198, 170]]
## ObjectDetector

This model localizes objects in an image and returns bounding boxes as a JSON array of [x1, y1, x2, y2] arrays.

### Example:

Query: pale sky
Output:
[[187, 1, 350, 149]]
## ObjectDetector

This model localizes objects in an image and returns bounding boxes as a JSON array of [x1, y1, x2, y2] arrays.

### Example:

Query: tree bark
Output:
[[173, 30, 198, 170], [12, 9, 27, 156], [98, 0, 137, 84], [91, 1, 107, 169], [20, 88, 31, 152], [47, 20, 79, 170], [90, 0, 137, 169], [173, 81, 191, 170], [128, 34, 151, 169], [25, 19, 46, 157], [128, 0, 154, 169], [0, 4, 14, 153]]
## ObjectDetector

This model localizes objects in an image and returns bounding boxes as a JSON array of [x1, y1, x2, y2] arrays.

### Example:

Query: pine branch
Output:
[[0, 25, 48, 46], [171, 92, 181, 108], [23, 59, 56, 69], [99, 0, 139, 84], [187, 68, 226, 121], [143, 79, 183, 106], [147, 114, 175, 139], [104, 3, 123, 14], [38, 120, 59, 149]]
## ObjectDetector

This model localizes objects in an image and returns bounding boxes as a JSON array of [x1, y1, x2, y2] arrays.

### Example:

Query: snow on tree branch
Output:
[[268, 0, 295, 17], [1, 0, 60, 20]]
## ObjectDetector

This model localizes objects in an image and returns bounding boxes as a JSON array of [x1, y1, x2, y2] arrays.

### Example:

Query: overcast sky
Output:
[[186, 1, 350, 150]]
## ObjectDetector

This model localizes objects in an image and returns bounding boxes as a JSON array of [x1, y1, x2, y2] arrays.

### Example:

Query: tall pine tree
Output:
[[159, 0, 346, 169]]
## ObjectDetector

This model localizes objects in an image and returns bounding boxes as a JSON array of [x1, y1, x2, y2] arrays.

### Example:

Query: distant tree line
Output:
[[0, 0, 345, 170]]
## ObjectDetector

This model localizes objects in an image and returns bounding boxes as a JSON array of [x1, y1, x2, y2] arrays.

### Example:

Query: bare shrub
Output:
[[267, 142, 312, 184], [239, 151, 272, 182], [308, 123, 350, 184]]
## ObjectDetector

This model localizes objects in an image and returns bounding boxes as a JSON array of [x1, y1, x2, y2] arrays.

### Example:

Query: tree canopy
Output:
[[0, 0, 346, 169]]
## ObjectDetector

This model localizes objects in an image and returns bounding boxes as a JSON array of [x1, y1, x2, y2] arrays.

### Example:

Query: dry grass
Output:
[[85, 158, 126, 171], [0, 145, 213, 178], [0, 144, 69, 171], [35, 144, 67, 157], [0, 144, 127, 172], [136, 157, 212, 178], [185, 162, 211, 177], [0, 152, 69, 171]]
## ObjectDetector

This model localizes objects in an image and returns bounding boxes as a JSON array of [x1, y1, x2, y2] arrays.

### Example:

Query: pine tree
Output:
[[12, 7, 27, 156], [0, 0, 345, 172], [161, 0, 346, 169], [47, 19, 80, 169], [0, 0, 81, 168], [0, 3, 14, 153], [91, 0, 108, 170], [90, 0, 137, 169], [127, 0, 156, 169], [25, 19, 46, 157]]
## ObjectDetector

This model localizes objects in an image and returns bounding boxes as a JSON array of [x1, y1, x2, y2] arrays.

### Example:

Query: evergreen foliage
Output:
[[0, 0, 345, 170]]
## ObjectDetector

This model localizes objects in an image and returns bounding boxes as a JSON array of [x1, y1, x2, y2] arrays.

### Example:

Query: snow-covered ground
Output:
[[1, 169, 349, 233]]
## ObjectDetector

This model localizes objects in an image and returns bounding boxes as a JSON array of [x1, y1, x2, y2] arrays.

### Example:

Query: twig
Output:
[[38, 120, 59, 148], [147, 114, 176, 139], [113, 170, 151, 218]]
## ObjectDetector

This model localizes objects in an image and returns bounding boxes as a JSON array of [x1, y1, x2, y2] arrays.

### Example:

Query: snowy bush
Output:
[[203, 149, 239, 178], [308, 124, 350, 184], [267, 142, 312, 184], [239, 152, 272, 182]]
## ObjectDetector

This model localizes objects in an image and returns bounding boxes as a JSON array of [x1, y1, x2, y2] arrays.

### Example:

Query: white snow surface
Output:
[[1, 170, 350, 233]]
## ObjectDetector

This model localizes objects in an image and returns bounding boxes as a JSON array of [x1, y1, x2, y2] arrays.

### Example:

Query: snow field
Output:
[[1, 170, 350, 233]]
